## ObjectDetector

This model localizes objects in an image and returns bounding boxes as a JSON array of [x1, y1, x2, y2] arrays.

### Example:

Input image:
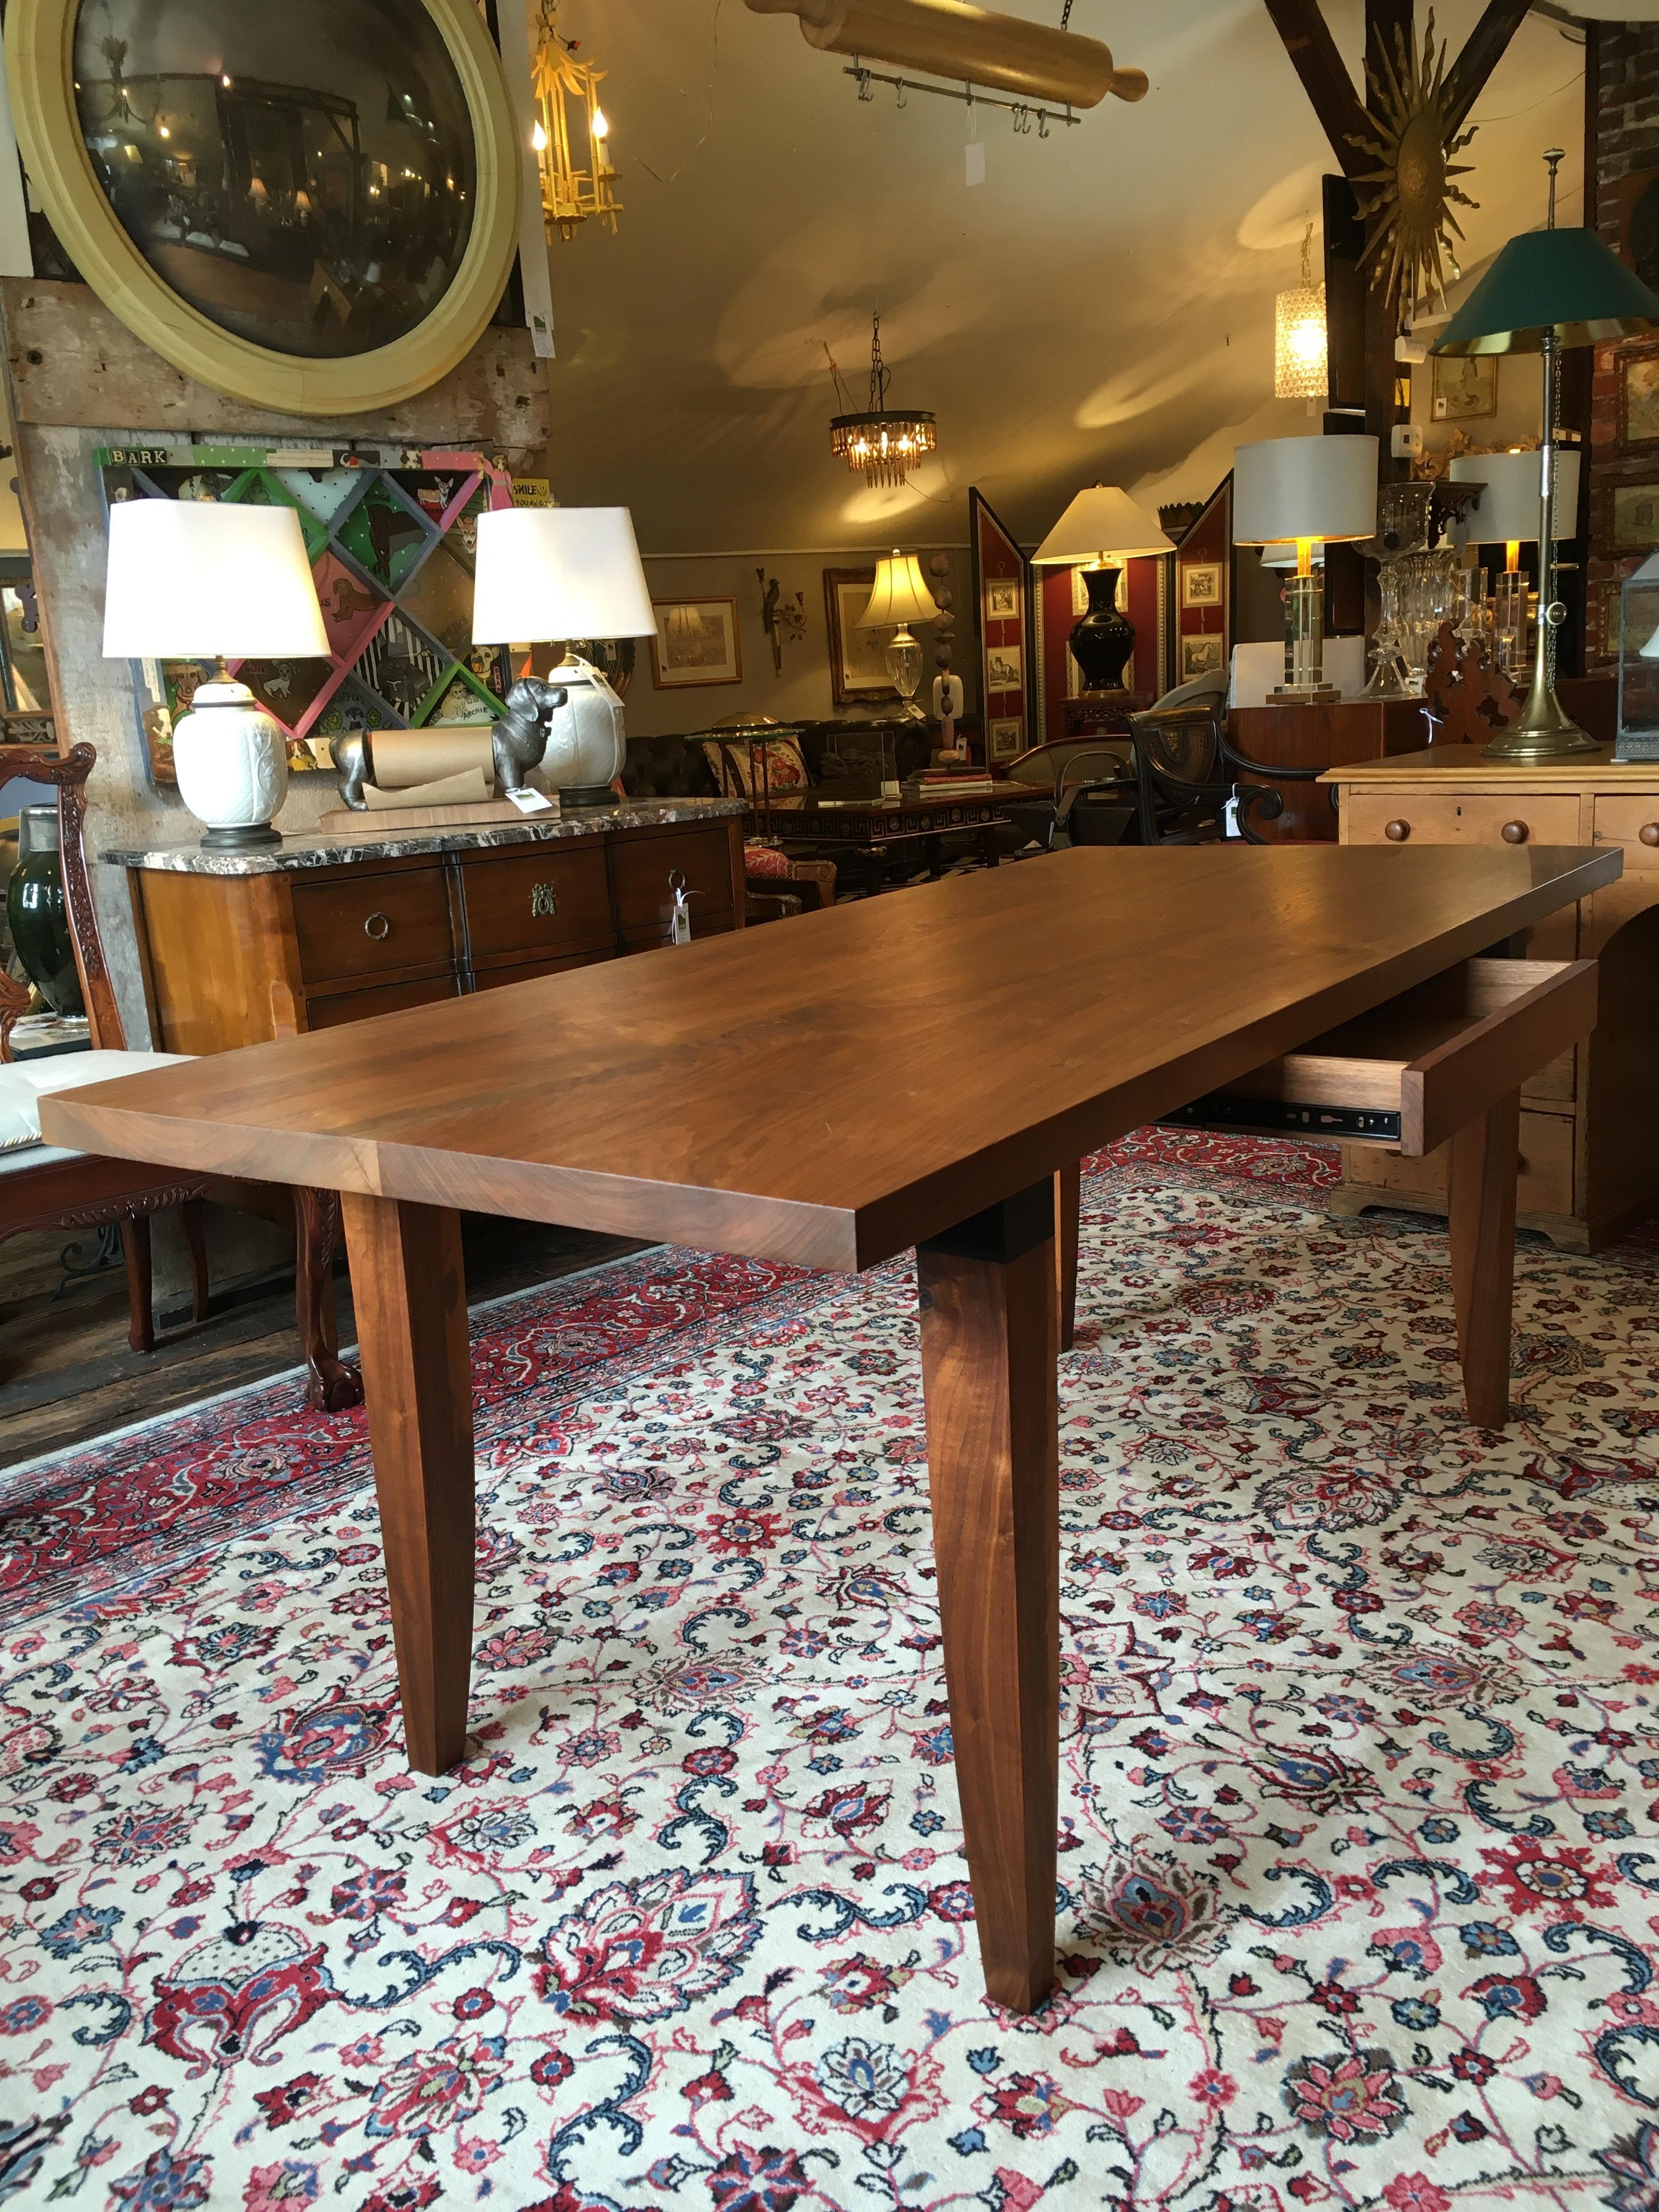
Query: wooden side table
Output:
[[1322, 744, 1659, 1250]]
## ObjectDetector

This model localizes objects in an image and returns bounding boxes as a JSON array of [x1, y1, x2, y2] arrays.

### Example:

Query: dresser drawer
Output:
[[1164, 956, 1595, 1159], [472, 947, 614, 990], [1594, 793, 1659, 867], [461, 847, 613, 963], [304, 973, 462, 1029], [1344, 790, 1583, 850], [611, 825, 735, 938], [290, 866, 454, 985]]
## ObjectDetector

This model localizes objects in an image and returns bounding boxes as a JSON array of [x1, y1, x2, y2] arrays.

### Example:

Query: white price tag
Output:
[[505, 785, 555, 814], [966, 140, 985, 187]]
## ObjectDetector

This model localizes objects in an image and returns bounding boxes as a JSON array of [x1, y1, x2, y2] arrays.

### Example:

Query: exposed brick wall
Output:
[[1588, 22, 1659, 671]]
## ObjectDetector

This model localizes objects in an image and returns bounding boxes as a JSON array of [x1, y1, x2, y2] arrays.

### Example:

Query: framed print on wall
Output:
[[1180, 562, 1222, 609], [1431, 355, 1498, 421], [651, 598, 743, 689], [823, 568, 898, 707], [1180, 634, 1226, 682], [1620, 346, 1659, 450], [4, 0, 520, 416], [1612, 483, 1659, 554]]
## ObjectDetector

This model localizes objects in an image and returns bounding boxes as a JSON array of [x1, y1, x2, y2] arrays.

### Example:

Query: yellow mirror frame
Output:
[[4, 0, 522, 416]]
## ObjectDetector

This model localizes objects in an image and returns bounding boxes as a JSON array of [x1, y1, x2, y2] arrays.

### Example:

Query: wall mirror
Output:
[[5, 0, 520, 414]]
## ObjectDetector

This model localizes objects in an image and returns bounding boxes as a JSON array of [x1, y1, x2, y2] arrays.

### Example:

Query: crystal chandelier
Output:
[[827, 314, 937, 489], [1274, 222, 1328, 402], [531, 0, 621, 241]]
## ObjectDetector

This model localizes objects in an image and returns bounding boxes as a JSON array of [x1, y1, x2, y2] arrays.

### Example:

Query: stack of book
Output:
[[900, 766, 1000, 802]]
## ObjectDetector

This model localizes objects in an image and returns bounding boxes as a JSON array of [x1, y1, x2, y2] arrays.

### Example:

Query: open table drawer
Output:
[[1164, 957, 1596, 1157]]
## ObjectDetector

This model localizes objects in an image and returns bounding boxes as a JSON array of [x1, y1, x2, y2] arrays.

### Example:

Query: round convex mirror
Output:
[[71, 0, 478, 359]]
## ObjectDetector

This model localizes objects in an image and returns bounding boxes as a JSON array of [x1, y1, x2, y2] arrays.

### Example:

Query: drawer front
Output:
[[305, 973, 462, 1030], [620, 915, 740, 955], [291, 867, 454, 985], [472, 947, 614, 990], [461, 847, 614, 961], [1344, 789, 1583, 850], [611, 826, 735, 937], [1594, 792, 1659, 867], [1346, 1108, 1576, 1216]]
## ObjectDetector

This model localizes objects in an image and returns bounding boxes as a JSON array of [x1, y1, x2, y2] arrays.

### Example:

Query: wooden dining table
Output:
[[42, 842, 1620, 2013]]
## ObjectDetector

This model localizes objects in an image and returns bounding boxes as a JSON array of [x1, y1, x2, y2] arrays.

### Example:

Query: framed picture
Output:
[[988, 716, 1024, 762], [1431, 355, 1498, 421], [985, 644, 1023, 690], [650, 597, 742, 689], [1612, 484, 1659, 554], [823, 568, 898, 706], [985, 579, 1020, 620], [1181, 562, 1222, 608], [1620, 346, 1659, 450], [1615, 167, 1659, 294], [1180, 635, 1226, 682]]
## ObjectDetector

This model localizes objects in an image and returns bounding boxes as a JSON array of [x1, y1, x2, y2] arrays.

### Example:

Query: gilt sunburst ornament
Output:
[[1347, 10, 1478, 314]]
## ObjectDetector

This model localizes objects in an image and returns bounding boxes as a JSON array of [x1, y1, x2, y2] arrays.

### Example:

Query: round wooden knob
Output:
[[1640, 822, 1659, 848], [1500, 820, 1530, 844], [1384, 819, 1410, 842]]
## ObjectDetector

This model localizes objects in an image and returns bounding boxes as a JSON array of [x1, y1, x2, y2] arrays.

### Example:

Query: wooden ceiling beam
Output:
[[1444, 0, 1534, 134], [1262, 0, 1370, 178]]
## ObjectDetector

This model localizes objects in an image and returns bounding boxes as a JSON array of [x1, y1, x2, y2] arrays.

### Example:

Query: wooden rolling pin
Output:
[[745, 0, 1148, 106]]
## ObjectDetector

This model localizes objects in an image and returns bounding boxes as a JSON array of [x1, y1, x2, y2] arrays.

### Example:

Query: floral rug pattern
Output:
[[3, 1131, 1659, 2212]]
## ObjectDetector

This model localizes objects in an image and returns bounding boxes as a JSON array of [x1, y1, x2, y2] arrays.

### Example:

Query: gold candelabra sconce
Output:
[[758, 570, 807, 677], [531, 0, 621, 242]]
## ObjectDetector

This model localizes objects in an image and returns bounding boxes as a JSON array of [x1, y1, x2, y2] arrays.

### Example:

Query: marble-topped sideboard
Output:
[[104, 797, 746, 877]]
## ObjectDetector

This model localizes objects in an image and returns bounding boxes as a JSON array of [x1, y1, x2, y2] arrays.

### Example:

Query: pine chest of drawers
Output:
[[1323, 746, 1659, 1251]]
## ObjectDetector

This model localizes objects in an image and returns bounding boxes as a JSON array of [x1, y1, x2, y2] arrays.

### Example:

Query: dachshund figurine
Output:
[[491, 676, 568, 794]]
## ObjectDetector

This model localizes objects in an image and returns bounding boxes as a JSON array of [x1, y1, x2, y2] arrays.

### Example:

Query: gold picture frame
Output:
[[4, 0, 520, 416]]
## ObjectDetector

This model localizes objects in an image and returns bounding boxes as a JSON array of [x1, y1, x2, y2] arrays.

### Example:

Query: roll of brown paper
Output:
[[370, 727, 496, 789], [363, 766, 493, 810]]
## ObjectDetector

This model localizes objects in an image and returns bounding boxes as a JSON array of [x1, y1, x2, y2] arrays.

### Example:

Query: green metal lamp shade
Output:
[[1435, 226, 1659, 354]]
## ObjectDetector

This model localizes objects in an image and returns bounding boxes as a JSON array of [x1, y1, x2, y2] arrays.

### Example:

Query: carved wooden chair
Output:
[[1, 743, 210, 1353]]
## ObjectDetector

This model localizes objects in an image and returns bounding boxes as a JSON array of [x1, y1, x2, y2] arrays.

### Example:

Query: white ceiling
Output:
[[539, 1, 1585, 552]]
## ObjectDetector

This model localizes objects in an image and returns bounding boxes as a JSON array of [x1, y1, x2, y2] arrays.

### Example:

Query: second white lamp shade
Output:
[[1233, 435, 1379, 546], [472, 506, 656, 645], [1034, 485, 1173, 565], [102, 499, 328, 661], [1449, 449, 1581, 545]]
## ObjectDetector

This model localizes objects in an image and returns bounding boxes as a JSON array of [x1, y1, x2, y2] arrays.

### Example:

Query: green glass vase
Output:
[[6, 804, 83, 1016]]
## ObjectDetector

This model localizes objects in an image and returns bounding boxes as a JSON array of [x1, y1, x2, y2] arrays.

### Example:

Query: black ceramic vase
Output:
[[6, 804, 83, 1015], [1067, 565, 1136, 692]]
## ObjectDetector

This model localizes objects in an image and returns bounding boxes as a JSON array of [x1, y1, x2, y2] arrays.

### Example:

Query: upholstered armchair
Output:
[[620, 733, 837, 912], [1, 743, 210, 1353]]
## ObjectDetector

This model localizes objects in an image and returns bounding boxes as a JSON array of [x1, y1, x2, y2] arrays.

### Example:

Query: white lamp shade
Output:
[[1033, 484, 1174, 564], [103, 499, 328, 661], [857, 550, 939, 629], [1449, 449, 1581, 545], [1232, 435, 1379, 545], [472, 506, 656, 644]]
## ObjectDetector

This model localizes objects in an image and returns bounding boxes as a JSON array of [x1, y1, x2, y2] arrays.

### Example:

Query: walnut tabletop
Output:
[[42, 844, 1619, 1273], [37, 842, 1621, 2017]]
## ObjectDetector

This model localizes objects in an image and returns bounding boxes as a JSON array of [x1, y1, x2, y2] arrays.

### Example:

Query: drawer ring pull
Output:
[[1641, 822, 1659, 848], [1384, 819, 1410, 842], [1501, 820, 1530, 845], [364, 911, 392, 940]]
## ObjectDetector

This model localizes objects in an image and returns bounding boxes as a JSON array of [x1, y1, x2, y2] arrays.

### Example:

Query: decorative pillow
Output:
[[0, 1049, 191, 1154], [701, 735, 810, 798], [742, 842, 793, 879]]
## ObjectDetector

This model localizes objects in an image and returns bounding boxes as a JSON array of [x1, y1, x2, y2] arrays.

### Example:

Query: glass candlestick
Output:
[[1493, 568, 1528, 675]]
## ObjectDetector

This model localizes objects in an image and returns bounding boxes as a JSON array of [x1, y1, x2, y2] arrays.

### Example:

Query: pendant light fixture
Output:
[[531, 0, 622, 241], [827, 313, 938, 489], [1274, 221, 1328, 405]]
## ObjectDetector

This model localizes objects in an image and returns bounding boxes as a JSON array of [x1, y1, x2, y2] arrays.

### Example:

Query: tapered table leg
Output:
[[1055, 1163, 1080, 1355], [918, 1181, 1059, 2014], [1449, 1090, 1520, 1430], [341, 1194, 475, 1774]]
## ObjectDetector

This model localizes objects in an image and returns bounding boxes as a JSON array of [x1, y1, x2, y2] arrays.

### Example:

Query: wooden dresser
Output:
[[1323, 746, 1659, 1250], [110, 802, 748, 1054]]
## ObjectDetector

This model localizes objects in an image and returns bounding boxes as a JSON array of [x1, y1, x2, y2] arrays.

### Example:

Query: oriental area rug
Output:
[[3, 1131, 1659, 2212]]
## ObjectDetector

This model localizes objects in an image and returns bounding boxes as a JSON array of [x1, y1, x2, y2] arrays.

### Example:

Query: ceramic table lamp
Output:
[[472, 507, 656, 805], [1232, 435, 1379, 702], [102, 499, 328, 849], [856, 550, 939, 719], [1031, 487, 1174, 693], [1434, 149, 1659, 759]]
